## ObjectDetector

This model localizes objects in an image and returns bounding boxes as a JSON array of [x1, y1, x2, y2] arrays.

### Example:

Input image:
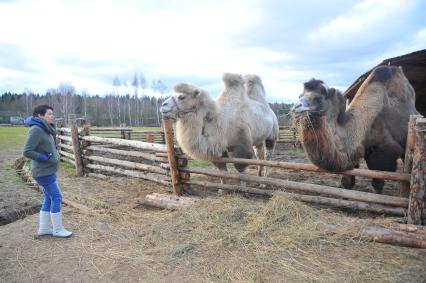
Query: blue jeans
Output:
[[40, 181, 62, 213]]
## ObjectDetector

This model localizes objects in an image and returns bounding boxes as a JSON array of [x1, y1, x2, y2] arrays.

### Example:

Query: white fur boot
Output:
[[37, 211, 52, 236], [50, 212, 73, 238]]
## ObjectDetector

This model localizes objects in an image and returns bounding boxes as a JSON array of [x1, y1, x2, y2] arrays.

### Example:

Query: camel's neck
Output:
[[175, 105, 225, 161], [300, 114, 363, 171], [300, 87, 385, 171]]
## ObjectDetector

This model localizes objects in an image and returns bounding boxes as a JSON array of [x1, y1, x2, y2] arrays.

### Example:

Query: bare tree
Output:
[[81, 89, 88, 118], [131, 73, 139, 126], [152, 79, 168, 126], [113, 76, 122, 125], [139, 73, 147, 126], [124, 81, 132, 127], [23, 87, 32, 115], [57, 82, 76, 125]]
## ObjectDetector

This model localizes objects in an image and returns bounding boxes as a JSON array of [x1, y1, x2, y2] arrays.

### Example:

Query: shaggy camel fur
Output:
[[160, 73, 278, 176], [292, 66, 419, 193]]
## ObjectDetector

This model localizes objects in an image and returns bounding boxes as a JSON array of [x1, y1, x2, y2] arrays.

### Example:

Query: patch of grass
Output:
[[132, 127, 162, 132], [188, 159, 214, 169], [0, 126, 28, 150], [61, 161, 75, 169], [60, 161, 76, 177]]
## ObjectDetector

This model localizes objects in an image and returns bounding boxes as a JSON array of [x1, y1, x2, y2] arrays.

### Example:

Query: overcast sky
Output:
[[0, 0, 425, 102]]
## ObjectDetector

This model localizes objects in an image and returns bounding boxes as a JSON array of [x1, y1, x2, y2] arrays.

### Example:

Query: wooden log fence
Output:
[[277, 126, 301, 147], [57, 120, 174, 188], [55, 114, 425, 233], [179, 167, 408, 207], [80, 135, 168, 152], [210, 157, 411, 182], [172, 117, 424, 228], [86, 163, 170, 186]]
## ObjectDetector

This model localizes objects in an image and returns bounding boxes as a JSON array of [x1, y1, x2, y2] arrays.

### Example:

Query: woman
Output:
[[23, 104, 72, 238]]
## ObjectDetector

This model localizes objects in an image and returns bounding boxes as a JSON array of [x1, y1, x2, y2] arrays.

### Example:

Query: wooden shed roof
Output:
[[344, 49, 426, 115]]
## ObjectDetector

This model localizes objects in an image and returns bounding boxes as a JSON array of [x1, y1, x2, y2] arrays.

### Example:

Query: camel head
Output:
[[292, 79, 346, 125], [160, 83, 207, 119]]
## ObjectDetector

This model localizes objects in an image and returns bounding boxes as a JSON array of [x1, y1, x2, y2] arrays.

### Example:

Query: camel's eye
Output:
[[314, 97, 322, 104], [178, 96, 185, 100]]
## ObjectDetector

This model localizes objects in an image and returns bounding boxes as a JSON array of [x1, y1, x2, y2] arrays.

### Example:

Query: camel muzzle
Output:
[[292, 101, 312, 113]]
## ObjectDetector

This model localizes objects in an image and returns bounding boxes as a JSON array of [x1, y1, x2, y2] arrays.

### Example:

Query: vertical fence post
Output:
[[80, 119, 91, 176], [400, 115, 422, 197], [56, 119, 63, 158], [178, 153, 190, 192], [161, 131, 166, 144], [162, 118, 182, 196], [407, 117, 426, 225], [69, 117, 84, 177]]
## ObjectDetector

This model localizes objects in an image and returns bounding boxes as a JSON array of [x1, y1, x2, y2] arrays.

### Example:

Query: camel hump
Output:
[[223, 73, 244, 88], [245, 74, 267, 102], [245, 74, 262, 86], [174, 83, 201, 96], [370, 66, 398, 84]]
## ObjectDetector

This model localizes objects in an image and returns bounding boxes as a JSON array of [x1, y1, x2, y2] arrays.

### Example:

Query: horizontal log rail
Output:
[[86, 163, 170, 186], [81, 135, 168, 152], [90, 127, 132, 131], [131, 131, 163, 134], [57, 127, 72, 133], [90, 133, 126, 136], [60, 156, 76, 166], [57, 135, 73, 142], [183, 179, 406, 216], [58, 143, 74, 151], [59, 150, 75, 160], [85, 145, 159, 162], [57, 127, 75, 134], [57, 127, 86, 134], [86, 155, 168, 175], [180, 167, 409, 207], [210, 157, 411, 182]]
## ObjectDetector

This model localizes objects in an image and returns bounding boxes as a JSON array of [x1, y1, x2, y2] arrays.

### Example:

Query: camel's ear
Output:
[[327, 88, 335, 97], [192, 89, 200, 98]]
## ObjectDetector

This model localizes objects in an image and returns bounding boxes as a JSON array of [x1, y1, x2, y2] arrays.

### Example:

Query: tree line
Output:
[[0, 77, 294, 126], [0, 90, 165, 127]]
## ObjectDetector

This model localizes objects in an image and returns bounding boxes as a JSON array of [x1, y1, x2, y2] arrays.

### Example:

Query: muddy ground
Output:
[[0, 148, 41, 225], [1, 144, 426, 282]]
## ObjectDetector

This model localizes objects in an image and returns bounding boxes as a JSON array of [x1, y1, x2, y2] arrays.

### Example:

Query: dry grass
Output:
[[2, 171, 425, 282], [60, 181, 425, 282]]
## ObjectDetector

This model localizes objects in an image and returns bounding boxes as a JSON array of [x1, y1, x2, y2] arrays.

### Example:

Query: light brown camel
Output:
[[160, 73, 279, 176], [292, 65, 419, 193]]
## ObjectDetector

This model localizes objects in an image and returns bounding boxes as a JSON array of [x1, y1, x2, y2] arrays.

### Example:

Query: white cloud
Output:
[[413, 28, 426, 48], [308, 0, 413, 45], [0, 0, 424, 103]]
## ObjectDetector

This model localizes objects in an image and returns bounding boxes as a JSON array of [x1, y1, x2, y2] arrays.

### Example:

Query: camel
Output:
[[292, 65, 419, 194], [160, 73, 279, 176]]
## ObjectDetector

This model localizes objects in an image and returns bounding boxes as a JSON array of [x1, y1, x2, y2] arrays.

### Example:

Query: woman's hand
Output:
[[37, 152, 52, 162]]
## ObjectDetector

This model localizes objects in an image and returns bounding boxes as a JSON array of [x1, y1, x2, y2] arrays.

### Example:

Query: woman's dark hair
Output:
[[32, 104, 53, 117]]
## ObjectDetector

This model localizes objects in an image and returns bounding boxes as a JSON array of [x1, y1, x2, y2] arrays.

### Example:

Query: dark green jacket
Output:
[[23, 119, 60, 177]]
